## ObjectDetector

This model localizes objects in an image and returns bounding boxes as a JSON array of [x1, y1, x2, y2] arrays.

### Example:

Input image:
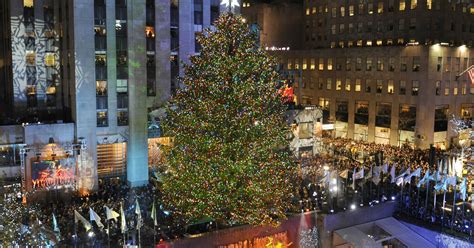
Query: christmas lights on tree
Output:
[[160, 13, 297, 226], [299, 227, 320, 248]]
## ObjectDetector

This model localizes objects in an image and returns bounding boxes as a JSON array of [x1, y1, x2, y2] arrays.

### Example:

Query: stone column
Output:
[[203, 0, 211, 28], [126, 0, 148, 187], [152, 0, 171, 106], [106, 0, 118, 128], [72, 0, 98, 192], [178, 0, 194, 77]]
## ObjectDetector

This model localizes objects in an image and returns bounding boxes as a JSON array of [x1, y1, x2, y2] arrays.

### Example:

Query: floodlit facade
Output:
[[243, 0, 474, 149], [0, 0, 239, 192]]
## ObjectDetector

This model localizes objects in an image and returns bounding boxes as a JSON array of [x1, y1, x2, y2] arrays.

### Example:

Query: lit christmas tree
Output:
[[160, 13, 297, 226], [299, 227, 320, 248]]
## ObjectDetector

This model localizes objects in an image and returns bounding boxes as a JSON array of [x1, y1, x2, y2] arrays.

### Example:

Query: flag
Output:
[[372, 166, 382, 185], [52, 213, 60, 234], [135, 199, 143, 229], [120, 203, 126, 234], [467, 65, 474, 84], [365, 165, 373, 180], [460, 178, 467, 201], [446, 176, 457, 186], [74, 210, 92, 232], [339, 169, 349, 179], [89, 208, 104, 229], [434, 178, 447, 191], [354, 168, 364, 180], [390, 164, 396, 183], [382, 163, 389, 174], [417, 170, 430, 188], [105, 206, 120, 221], [151, 200, 158, 226], [405, 168, 421, 184], [351, 168, 356, 189]]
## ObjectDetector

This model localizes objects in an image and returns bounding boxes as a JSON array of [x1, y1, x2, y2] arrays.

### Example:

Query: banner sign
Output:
[[31, 158, 76, 189]]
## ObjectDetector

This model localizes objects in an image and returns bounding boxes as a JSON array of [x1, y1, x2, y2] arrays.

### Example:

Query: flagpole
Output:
[[451, 183, 456, 229], [74, 219, 77, 248], [442, 189, 447, 226], [424, 178, 429, 218], [107, 219, 110, 248]]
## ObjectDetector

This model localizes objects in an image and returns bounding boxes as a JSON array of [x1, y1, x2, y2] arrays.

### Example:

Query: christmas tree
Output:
[[160, 13, 296, 226]]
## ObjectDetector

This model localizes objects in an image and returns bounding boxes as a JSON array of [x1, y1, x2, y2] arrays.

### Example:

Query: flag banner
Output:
[[105, 206, 120, 221], [405, 168, 422, 184], [390, 164, 396, 183], [447, 176, 457, 186], [53, 213, 60, 234], [135, 199, 143, 229], [89, 208, 104, 229], [417, 170, 430, 188], [354, 168, 364, 180], [339, 169, 349, 179], [396, 176, 404, 186], [467, 66, 474, 84], [382, 163, 389, 174], [434, 178, 447, 192], [74, 210, 92, 232], [365, 165, 373, 180], [120, 203, 127, 234], [460, 178, 467, 201], [151, 201, 158, 226]]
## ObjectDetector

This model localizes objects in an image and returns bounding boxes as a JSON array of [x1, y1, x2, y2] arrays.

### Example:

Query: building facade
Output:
[[0, 0, 240, 192], [243, 0, 474, 149]]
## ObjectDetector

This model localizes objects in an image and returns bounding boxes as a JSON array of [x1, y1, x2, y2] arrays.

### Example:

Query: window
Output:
[[410, 0, 417, 9], [345, 79, 351, 91], [356, 57, 362, 71], [453, 82, 458, 96], [287, 59, 293, 69], [444, 81, 450, 95], [462, 83, 467, 95], [388, 0, 395, 11], [331, 24, 336, 34], [306, 8, 310, 15], [357, 39, 363, 46], [340, 6, 345, 17], [295, 59, 300, 69], [427, 0, 432, 9], [400, 80, 406, 95], [377, 58, 384, 71], [444, 57, 451, 72], [376, 80, 383, 93], [336, 58, 343, 70], [409, 18, 416, 30], [339, 24, 345, 33], [326, 78, 332, 90], [400, 57, 407, 71], [399, 105, 416, 131], [399, 0, 406, 11], [435, 81, 440, 95], [368, 3, 374, 14], [389, 58, 395, 71], [454, 57, 460, 72], [346, 58, 352, 71], [376, 102, 392, 128], [388, 80, 394, 94], [359, 3, 365, 14], [348, 23, 354, 33], [365, 79, 372, 93], [355, 101, 369, 125], [302, 59, 307, 70], [318, 78, 323, 89], [367, 21, 373, 32], [399, 19, 405, 30], [319, 58, 324, 70], [355, 79, 361, 92], [412, 56, 420, 71], [336, 79, 342, 90], [366, 57, 373, 71], [378, 2, 384, 13], [349, 5, 354, 16], [437, 57, 442, 72], [319, 98, 330, 110], [310, 59, 315, 70], [357, 23, 363, 33], [412, 80, 419, 95], [327, 58, 333, 70], [97, 111, 108, 127], [332, 7, 337, 17]]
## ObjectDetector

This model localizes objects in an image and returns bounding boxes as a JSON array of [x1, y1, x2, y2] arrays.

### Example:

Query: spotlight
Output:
[[350, 204, 356, 210], [88, 231, 94, 238], [391, 196, 396, 201], [313, 192, 317, 196], [360, 203, 364, 207], [330, 209, 334, 213], [375, 200, 379, 204]]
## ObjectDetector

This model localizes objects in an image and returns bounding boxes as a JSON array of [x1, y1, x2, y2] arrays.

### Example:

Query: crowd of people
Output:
[[297, 137, 473, 240]]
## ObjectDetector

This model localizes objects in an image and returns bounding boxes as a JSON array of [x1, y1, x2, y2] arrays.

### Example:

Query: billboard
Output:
[[31, 158, 76, 189]]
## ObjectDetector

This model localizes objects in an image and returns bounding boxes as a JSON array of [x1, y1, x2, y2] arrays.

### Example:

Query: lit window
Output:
[[327, 58, 333, 70], [145, 26, 155, 38], [336, 79, 342, 90], [453, 82, 458, 95], [332, 7, 337, 17], [410, 0, 417, 9], [435, 81, 441, 95], [427, 0, 432, 9], [26, 51, 35, 65], [306, 8, 310, 15], [312, 7, 317, 14], [387, 39, 393, 45], [388, 80, 394, 94], [376, 40, 382, 46], [330, 42, 336, 48], [319, 58, 324, 71], [397, 38, 405, 45], [340, 6, 345, 17], [378, 2, 384, 13], [400, 80, 406, 95], [45, 53, 55, 66], [412, 80, 419, 96], [295, 59, 300, 70], [377, 58, 384, 71], [349, 5, 354, 16], [302, 59, 307, 70], [366, 58, 373, 71], [376, 80, 383, 93], [462, 83, 467, 95], [345, 79, 351, 91], [331, 24, 337, 34], [355, 79, 361, 92], [368, 3, 374, 14], [399, 0, 406, 11], [287, 59, 293, 70], [412, 56, 420, 71], [367, 40, 373, 46], [24, 0, 33, 7], [310, 59, 315, 70], [357, 40, 363, 46], [348, 41, 353, 47], [339, 41, 345, 48]]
